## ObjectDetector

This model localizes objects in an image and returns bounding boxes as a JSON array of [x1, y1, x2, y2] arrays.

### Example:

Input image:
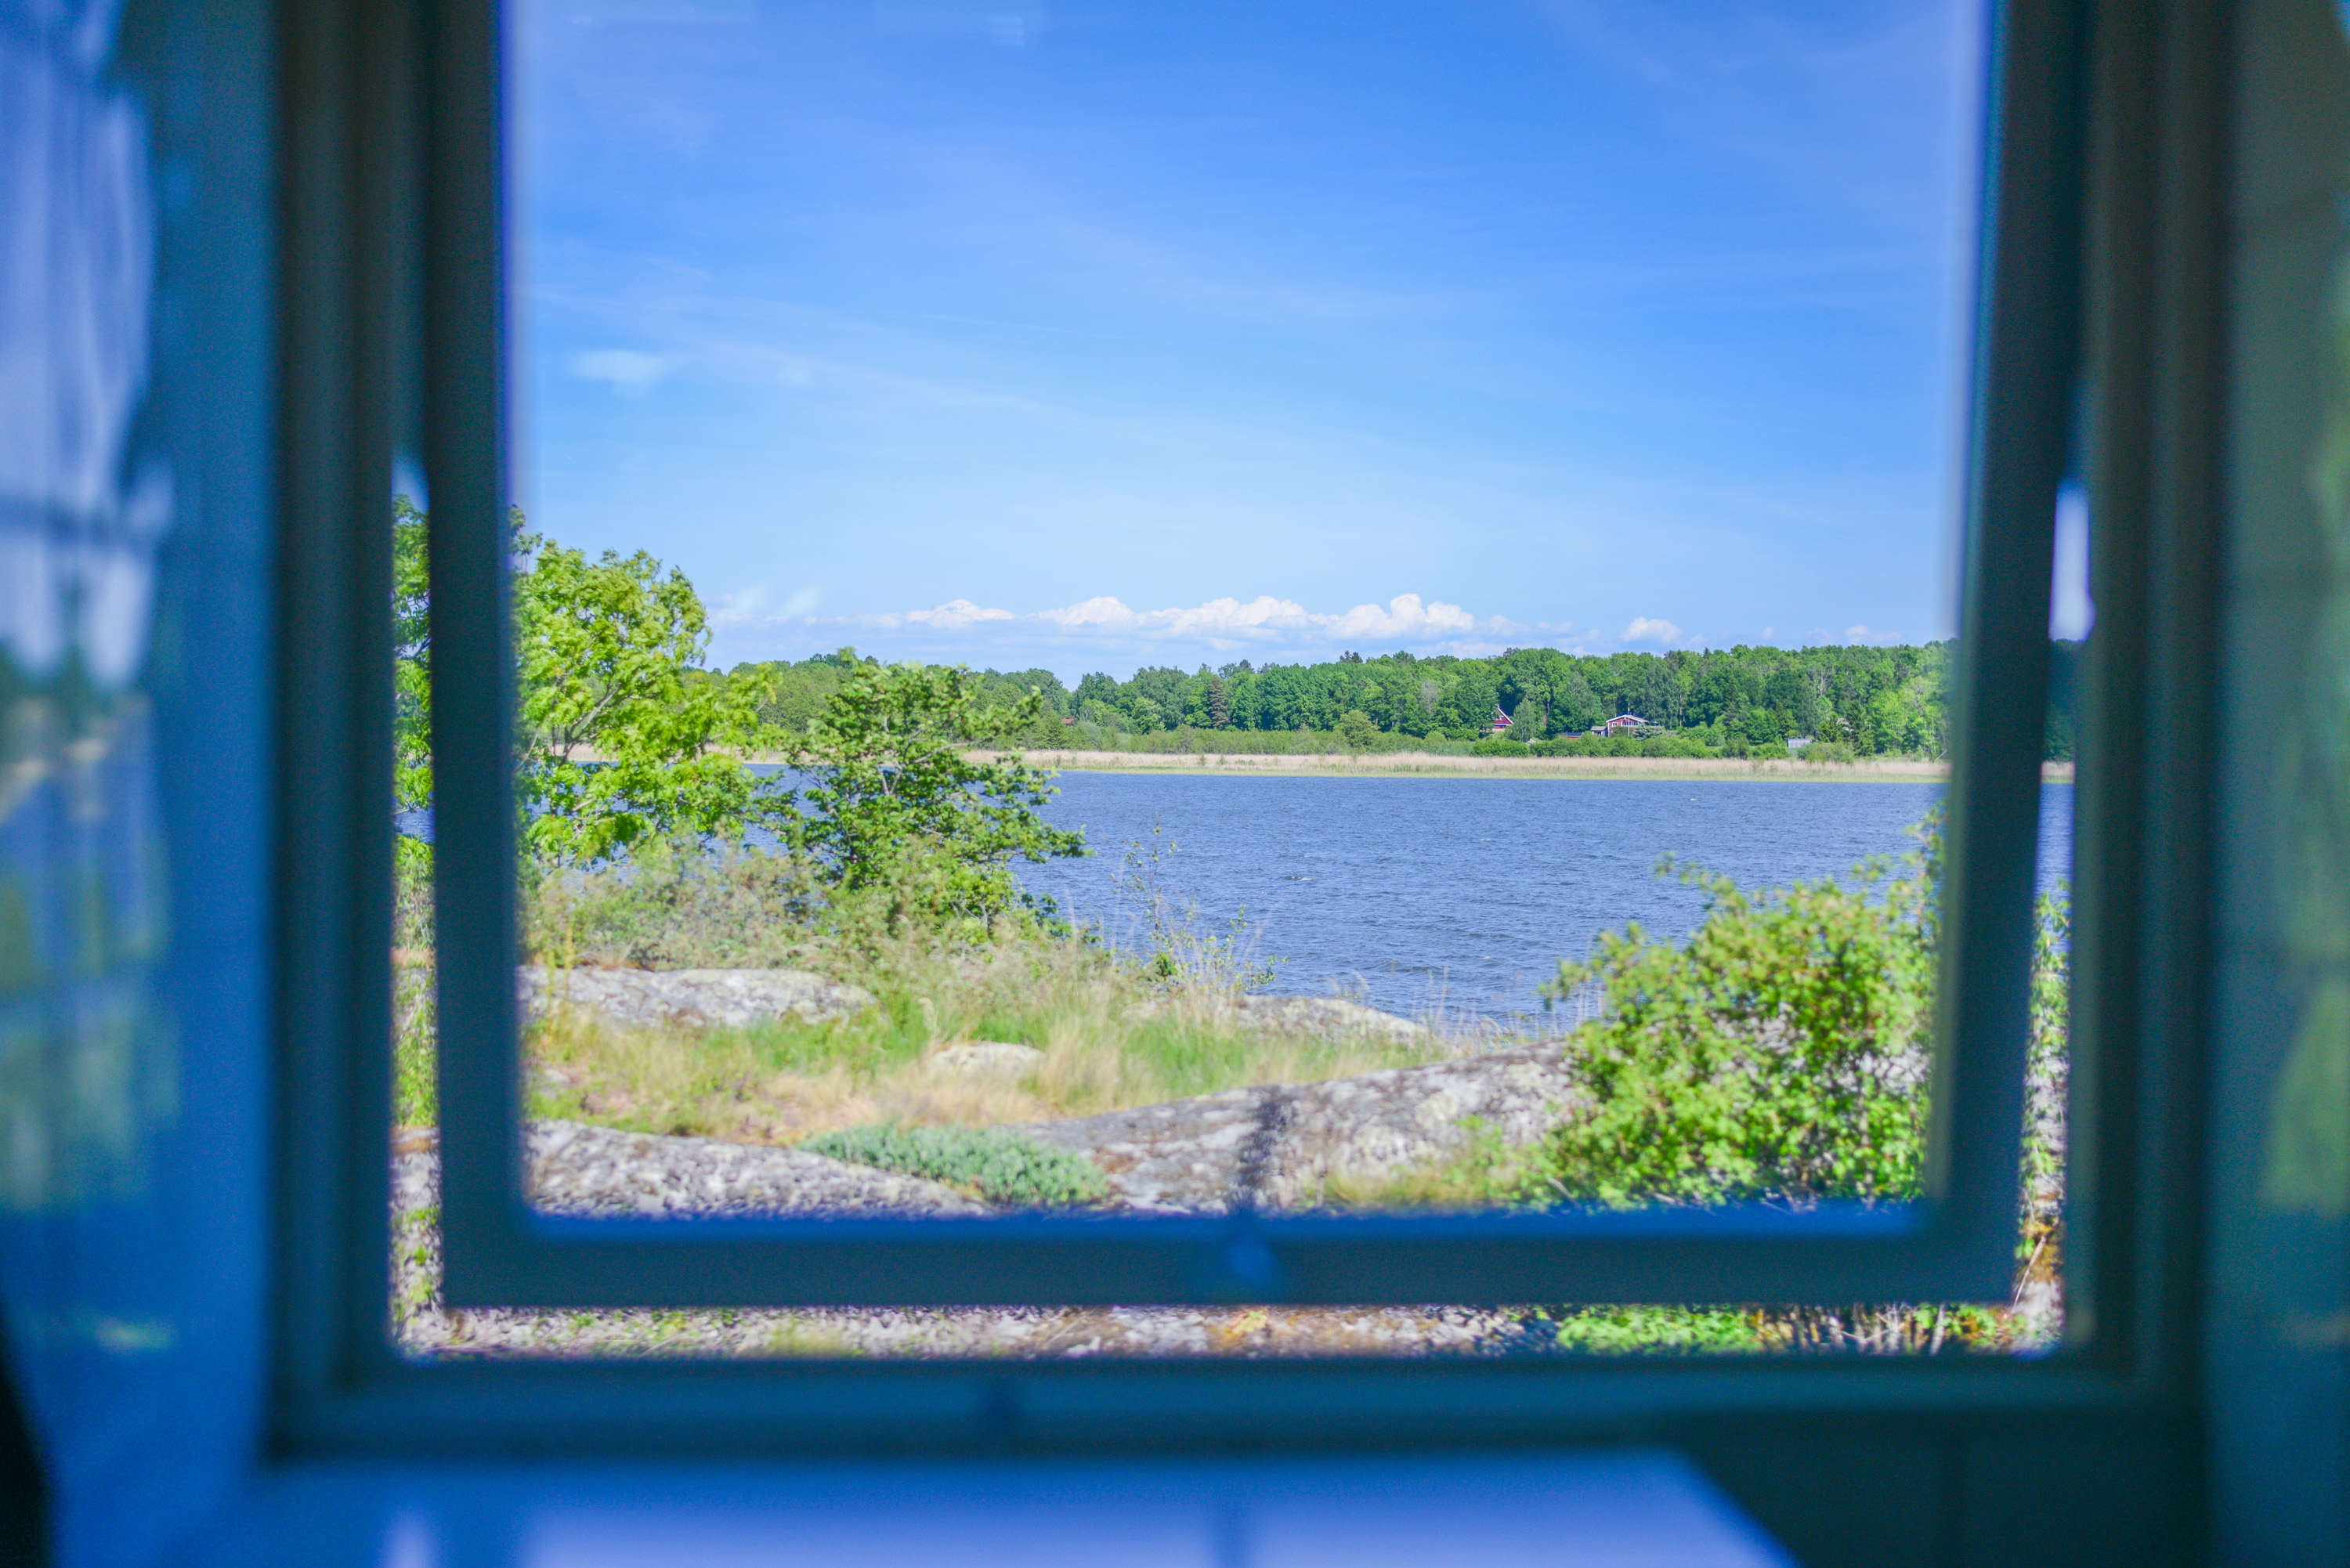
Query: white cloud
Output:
[[567, 349, 679, 396], [1028, 591, 1479, 644], [903, 598, 1018, 630], [1622, 616, 1682, 644], [1845, 623, 1871, 641]]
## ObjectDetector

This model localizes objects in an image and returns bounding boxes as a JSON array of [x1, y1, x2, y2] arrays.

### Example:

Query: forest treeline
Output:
[[725, 641, 2085, 762]]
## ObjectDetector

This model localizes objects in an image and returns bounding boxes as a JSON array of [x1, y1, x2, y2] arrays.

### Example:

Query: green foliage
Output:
[[517, 538, 789, 862], [2022, 876, 2071, 1245], [395, 515, 1090, 940], [391, 497, 432, 844], [1521, 811, 2070, 1227], [802, 1123, 1109, 1207], [1535, 1306, 1767, 1355], [738, 656, 849, 735], [392, 504, 790, 865], [788, 655, 1086, 932], [392, 854, 436, 1125], [1534, 833, 1942, 1211], [916, 638, 2020, 759]]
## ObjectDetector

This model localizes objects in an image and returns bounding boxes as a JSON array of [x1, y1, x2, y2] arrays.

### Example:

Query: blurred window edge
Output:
[[238, 0, 2242, 1559]]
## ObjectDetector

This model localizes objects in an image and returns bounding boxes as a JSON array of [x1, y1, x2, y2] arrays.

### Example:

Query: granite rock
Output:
[[389, 1122, 1546, 1360], [1010, 1044, 1582, 1215], [516, 966, 875, 1031], [394, 1119, 985, 1223], [924, 1041, 1047, 1080]]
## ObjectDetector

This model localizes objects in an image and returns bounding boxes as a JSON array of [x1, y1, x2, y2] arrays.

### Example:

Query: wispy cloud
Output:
[[566, 348, 680, 396], [1622, 616, 1683, 644], [1841, 623, 1906, 645]]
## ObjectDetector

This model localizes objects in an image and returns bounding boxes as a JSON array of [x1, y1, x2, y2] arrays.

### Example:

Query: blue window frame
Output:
[[269, 0, 2225, 1459]]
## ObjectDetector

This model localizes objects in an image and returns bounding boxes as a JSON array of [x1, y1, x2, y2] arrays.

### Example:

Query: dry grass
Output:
[[969, 750, 1987, 782], [392, 837, 1473, 1136], [521, 927, 1457, 1146]]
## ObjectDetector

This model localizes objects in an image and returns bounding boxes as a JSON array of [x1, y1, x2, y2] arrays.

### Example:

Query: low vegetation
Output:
[[1314, 814, 2070, 1355], [801, 1125, 1108, 1209], [389, 510, 2070, 1359], [397, 836, 1444, 1143]]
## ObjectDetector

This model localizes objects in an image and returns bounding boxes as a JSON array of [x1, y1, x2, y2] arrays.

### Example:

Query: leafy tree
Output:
[[515, 538, 786, 863], [1338, 710, 1379, 750], [790, 655, 1086, 927], [395, 507, 785, 864], [1553, 669, 1600, 733], [1127, 666, 1188, 729], [1074, 671, 1121, 711], [732, 656, 849, 734]]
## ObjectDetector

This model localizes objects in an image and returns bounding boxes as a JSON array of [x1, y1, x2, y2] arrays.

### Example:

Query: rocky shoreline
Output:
[[390, 1038, 1585, 1360], [389, 966, 2062, 1360]]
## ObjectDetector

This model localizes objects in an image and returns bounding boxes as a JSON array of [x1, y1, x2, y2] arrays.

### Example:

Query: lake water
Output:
[[404, 775, 2071, 1021], [1016, 777, 2072, 1021]]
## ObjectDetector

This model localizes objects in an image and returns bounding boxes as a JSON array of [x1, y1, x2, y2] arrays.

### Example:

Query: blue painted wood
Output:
[[183, 1451, 1791, 1568]]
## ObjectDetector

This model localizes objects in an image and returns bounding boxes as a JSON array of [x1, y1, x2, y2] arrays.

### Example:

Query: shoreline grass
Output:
[[995, 749, 1978, 780], [517, 944, 1463, 1148], [979, 750, 2070, 782]]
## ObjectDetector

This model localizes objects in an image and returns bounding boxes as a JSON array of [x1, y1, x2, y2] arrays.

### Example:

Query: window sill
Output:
[[180, 1449, 1788, 1567]]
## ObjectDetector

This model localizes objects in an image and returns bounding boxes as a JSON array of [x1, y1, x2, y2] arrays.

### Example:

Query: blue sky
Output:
[[508, 0, 1989, 681]]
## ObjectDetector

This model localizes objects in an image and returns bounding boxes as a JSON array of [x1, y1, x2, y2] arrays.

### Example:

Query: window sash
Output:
[[413, 0, 2077, 1313]]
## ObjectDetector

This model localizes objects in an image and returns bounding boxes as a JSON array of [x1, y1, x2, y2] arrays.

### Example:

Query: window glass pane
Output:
[[388, 0, 2081, 1359]]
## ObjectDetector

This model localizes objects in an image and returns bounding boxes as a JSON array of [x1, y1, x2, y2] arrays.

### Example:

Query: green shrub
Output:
[[1535, 1306, 1766, 1355], [1533, 844, 1938, 1209], [803, 1123, 1110, 1208], [1527, 811, 2071, 1223]]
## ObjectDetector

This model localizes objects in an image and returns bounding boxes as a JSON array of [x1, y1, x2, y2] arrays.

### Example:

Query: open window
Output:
[[270, 0, 2216, 1457]]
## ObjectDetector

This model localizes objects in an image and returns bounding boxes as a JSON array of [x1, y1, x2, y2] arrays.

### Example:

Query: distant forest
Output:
[[723, 642, 2086, 763]]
